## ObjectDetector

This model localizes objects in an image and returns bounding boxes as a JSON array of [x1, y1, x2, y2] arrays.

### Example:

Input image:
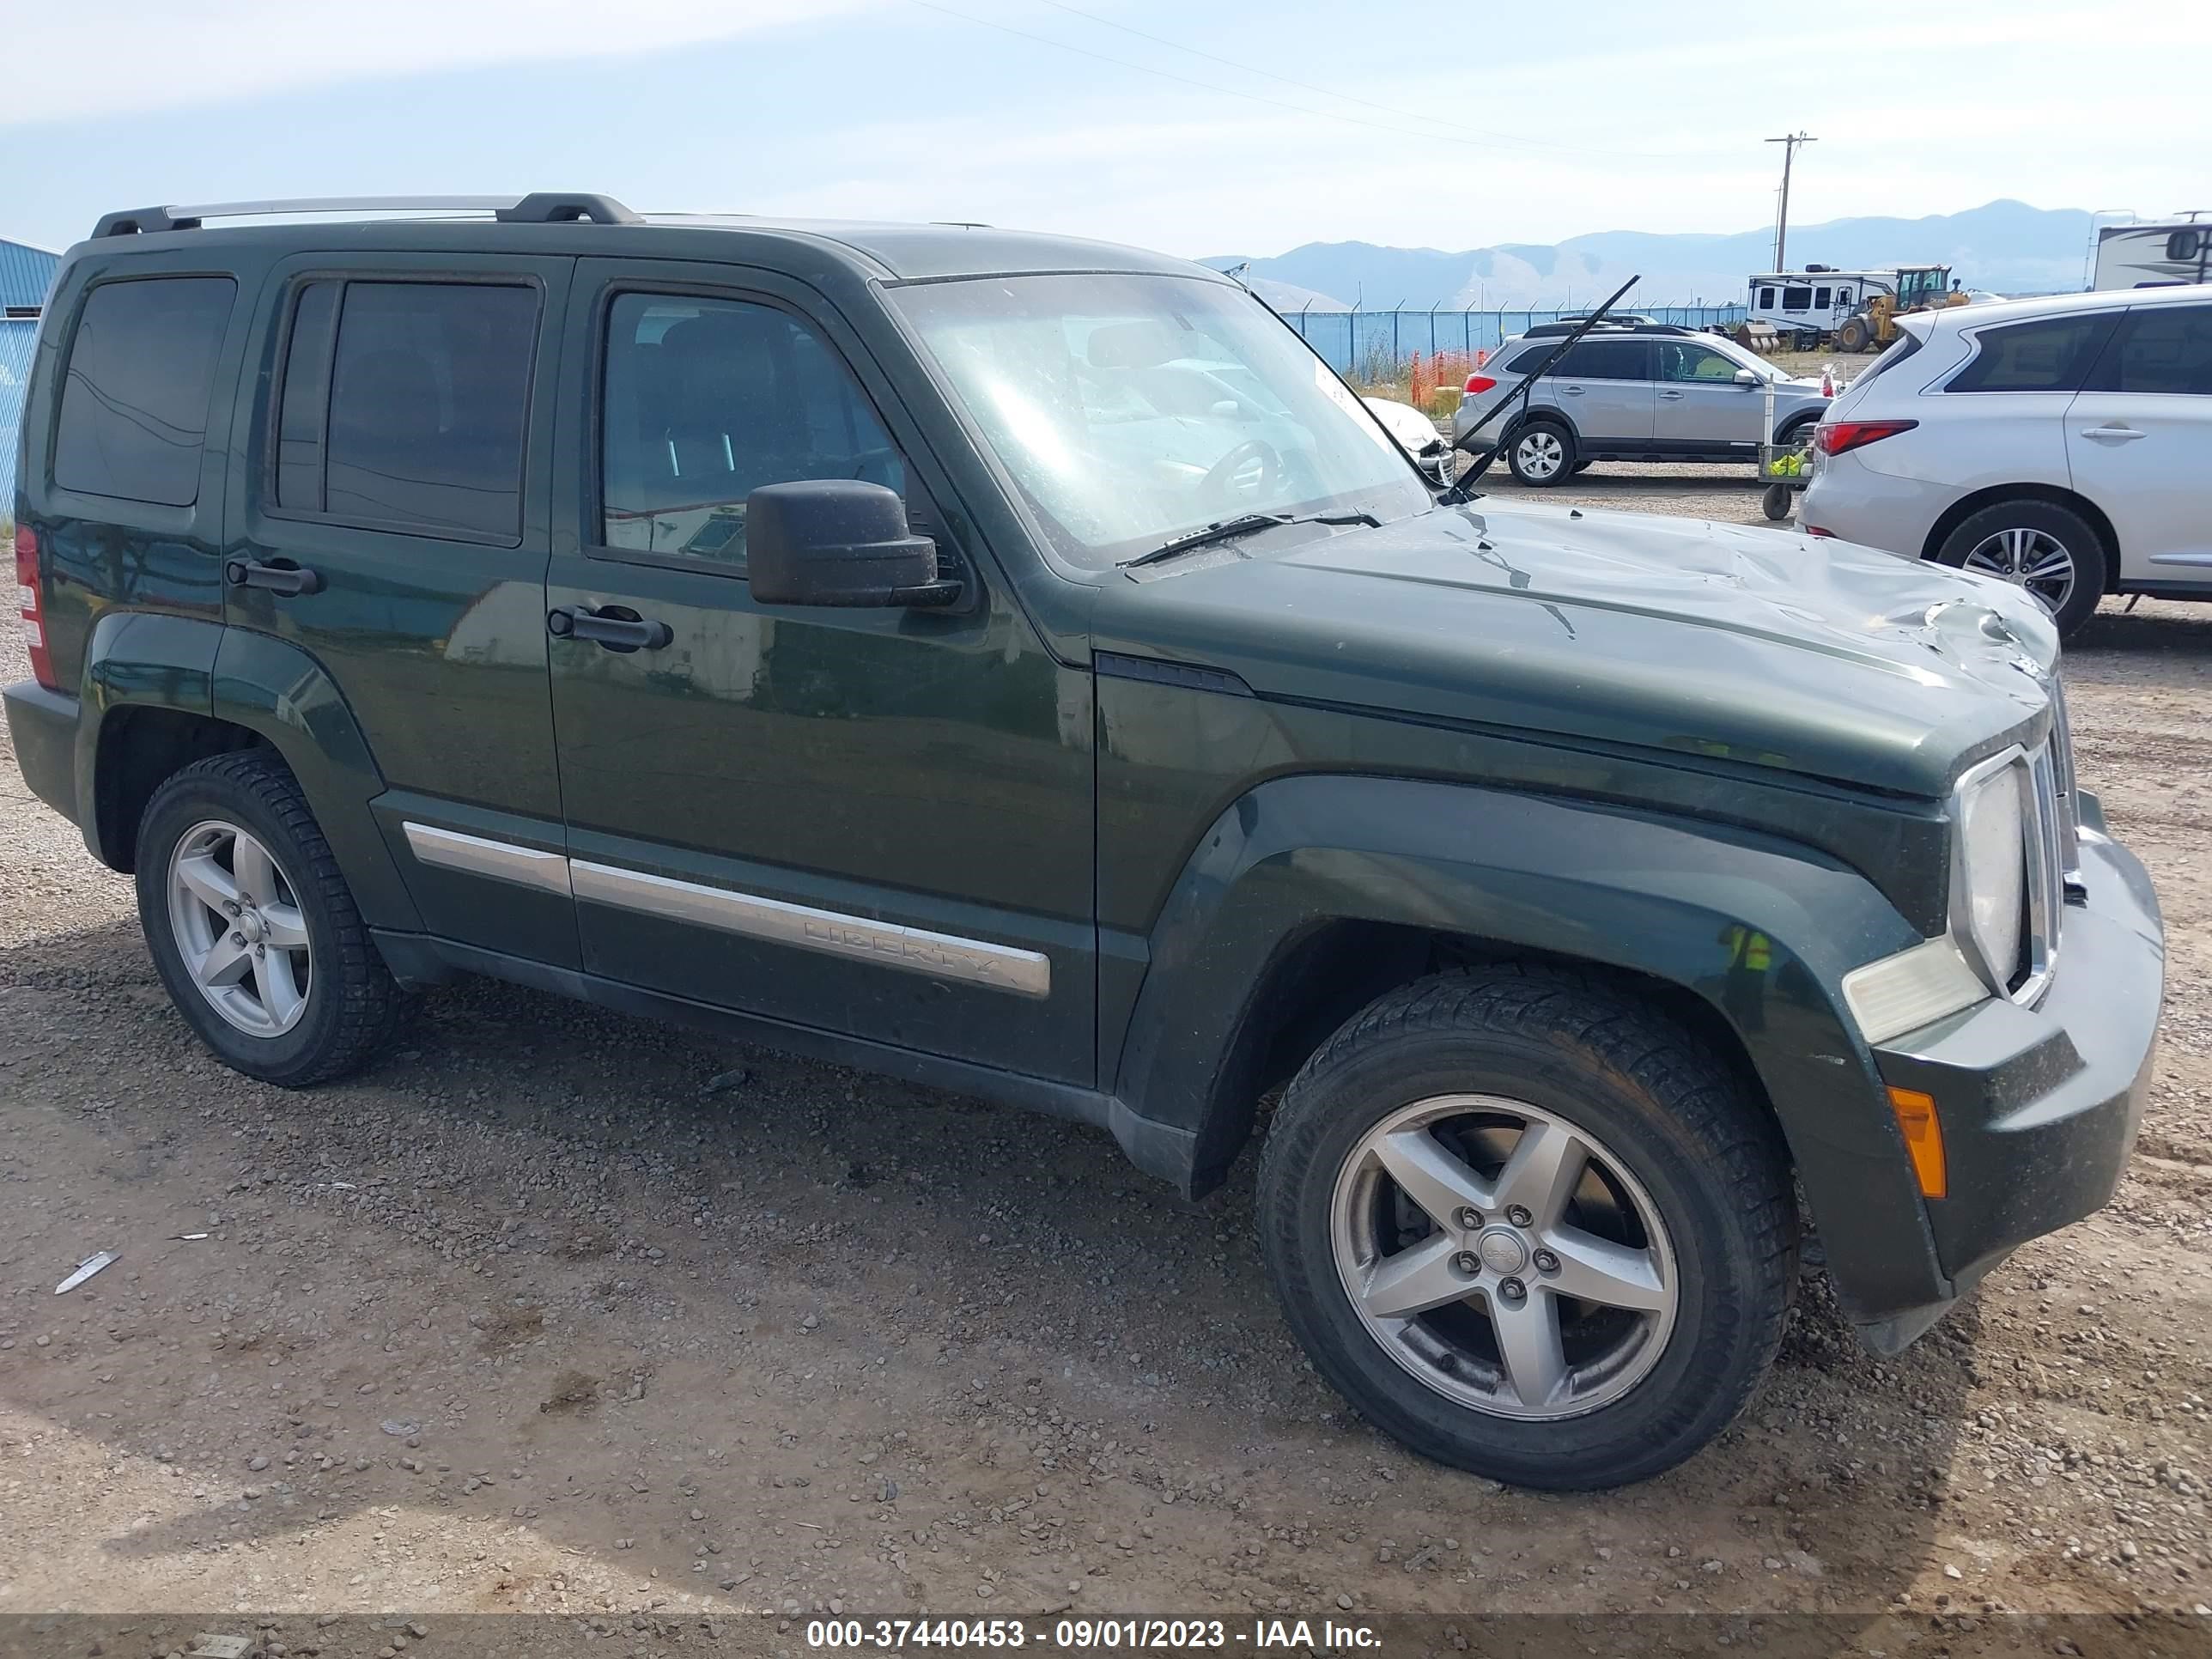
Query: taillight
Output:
[[1814, 418, 1918, 457], [15, 524, 57, 690], [1464, 374, 1498, 395]]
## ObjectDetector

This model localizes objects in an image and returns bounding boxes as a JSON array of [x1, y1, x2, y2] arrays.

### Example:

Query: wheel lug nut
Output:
[[222, 901, 240, 916], [1454, 1206, 1483, 1231], [229, 932, 246, 946], [1450, 1250, 1480, 1276], [1532, 1249, 1560, 1273], [1506, 1206, 1533, 1228], [1498, 1277, 1528, 1304]]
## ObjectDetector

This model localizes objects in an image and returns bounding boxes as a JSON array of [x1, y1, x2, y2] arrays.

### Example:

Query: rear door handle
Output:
[[2081, 424, 2147, 442], [548, 605, 673, 652], [223, 558, 324, 596], [1657, 390, 1686, 400], [1560, 385, 1585, 396]]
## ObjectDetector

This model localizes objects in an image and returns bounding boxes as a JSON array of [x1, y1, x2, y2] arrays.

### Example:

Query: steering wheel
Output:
[[1200, 439, 1284, 507]]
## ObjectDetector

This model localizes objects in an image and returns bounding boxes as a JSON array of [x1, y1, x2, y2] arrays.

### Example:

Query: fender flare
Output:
[[76, 614, 421, 932], [1108, 772, 1948, 1324]]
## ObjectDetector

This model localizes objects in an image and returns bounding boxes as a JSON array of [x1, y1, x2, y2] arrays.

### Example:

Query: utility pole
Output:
[[1766, 132, 1816, 269]]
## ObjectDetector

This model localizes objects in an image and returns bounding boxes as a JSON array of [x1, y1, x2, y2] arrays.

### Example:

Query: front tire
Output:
[[1506, 421, 1576, 486], [1935, 498, 2106, 641], [1256, 967, 1796, 1490], [1836, 318, 1869, 354], [137, 750, 399, 1086]]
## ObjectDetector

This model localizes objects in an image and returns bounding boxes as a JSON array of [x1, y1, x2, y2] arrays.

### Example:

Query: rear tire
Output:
[[1506, 421, 1576, 487], [1256, 967, 1796, 1490], [1935, 498, 2106, 641], [136, 750, 399, 1086], [1836, 318, 1869, 354]]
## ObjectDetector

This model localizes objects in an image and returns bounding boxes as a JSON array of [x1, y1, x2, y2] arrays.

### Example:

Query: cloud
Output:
[[1, 0, 885, 126]]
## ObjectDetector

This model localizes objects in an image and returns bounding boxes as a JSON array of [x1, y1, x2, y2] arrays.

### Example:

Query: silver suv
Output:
[[1454, 325, 1832, 485]]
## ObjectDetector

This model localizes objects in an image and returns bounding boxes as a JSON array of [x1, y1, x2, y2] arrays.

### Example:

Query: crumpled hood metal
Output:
[[1093, 499, 2059, 797]]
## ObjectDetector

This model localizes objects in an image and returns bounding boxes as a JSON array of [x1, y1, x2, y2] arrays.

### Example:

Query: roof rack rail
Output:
[[91, 193, 640, 239]]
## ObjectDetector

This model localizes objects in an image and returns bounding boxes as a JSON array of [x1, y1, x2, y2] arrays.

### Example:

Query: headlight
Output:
[[1955, 757, 2026, 988]]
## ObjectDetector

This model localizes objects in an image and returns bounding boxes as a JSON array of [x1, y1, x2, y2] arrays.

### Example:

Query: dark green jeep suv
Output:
[[6, 194, 2164, 1489]]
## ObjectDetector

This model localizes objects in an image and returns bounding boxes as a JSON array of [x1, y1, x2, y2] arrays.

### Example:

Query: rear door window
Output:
[[54, 276, 235, 506], [1947, 313, 2120, 393], [1556, 339, 1649, 380], [2086, 304, 2212, 395], [271, 279, 538, 540]]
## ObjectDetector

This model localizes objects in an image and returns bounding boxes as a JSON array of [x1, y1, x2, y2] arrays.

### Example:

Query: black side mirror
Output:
[[744, 480, 962, 609]]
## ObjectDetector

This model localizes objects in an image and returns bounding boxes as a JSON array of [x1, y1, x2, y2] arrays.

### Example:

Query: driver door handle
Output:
[[1658, 390, 1686, 400], [2081, 424, 2146, 443], [548, 605, 673, 652], [1560, 385, 1585, 396]]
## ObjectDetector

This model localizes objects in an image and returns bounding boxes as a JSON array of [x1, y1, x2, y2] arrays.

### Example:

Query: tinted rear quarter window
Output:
[[1948, 313, 2119, 393], [53, 276, 235, 506], [276, 281, 538, 539], [2089, 304, 2212, 395]]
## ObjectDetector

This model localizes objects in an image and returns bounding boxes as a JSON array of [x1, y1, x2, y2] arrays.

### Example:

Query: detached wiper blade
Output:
[[1118, 510, 1382, 570]]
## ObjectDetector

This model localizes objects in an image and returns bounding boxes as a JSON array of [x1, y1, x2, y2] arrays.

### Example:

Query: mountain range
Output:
[[1203, 200, 2098, 311]]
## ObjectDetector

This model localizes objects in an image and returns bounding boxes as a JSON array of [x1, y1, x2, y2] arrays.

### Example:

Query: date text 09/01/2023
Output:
[[805, 1617, 1385, 1649]]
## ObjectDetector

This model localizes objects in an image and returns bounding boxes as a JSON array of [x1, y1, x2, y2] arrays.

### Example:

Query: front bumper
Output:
[[1855, 793, 2163, 1352], [3, 678, 82, 828]]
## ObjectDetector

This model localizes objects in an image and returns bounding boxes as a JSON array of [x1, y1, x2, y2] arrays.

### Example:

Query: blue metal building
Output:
[[3, 237, 61, 517]]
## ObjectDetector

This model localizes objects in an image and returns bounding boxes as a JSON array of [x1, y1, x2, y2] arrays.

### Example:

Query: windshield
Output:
[[888, 273, 1432, 569]]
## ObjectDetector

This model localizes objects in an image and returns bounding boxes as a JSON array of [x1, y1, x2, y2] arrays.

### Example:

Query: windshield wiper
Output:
[[1119, 510, 1382, 570]]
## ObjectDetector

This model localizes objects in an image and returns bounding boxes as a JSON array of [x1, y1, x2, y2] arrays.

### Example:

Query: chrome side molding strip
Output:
[[399, 821, 1050, 998], [569, 860, 1051, 999], [401, 822, 573, 897]]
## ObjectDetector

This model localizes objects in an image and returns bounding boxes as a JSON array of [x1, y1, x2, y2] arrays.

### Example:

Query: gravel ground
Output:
[[3, 490, 2209, 1643]]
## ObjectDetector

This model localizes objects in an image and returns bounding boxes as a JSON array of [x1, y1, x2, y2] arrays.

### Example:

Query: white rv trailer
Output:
[[2094, 219, 2212, 289], [1744, 268, 1893, 341]]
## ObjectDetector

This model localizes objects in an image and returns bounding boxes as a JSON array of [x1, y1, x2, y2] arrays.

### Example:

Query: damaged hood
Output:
[[1093, 499, 2060, 797]]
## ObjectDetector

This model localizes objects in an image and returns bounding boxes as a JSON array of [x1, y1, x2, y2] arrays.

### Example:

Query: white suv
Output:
[[1801, 284, 2212, 639]]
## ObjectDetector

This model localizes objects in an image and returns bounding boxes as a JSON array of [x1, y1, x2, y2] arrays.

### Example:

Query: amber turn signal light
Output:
[[1887, 1086, 1948, 1200]]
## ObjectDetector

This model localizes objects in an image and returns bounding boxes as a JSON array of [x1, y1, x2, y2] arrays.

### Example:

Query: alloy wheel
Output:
[[166, 819, 313, 1037], [1514, 430, 1565, 481], [1961, 526, 2077, 615], [1329, 1095, 1678, 1419]]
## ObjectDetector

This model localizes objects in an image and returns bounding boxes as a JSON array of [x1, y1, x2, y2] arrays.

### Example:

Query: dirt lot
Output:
[[3, 482, 2209, 1648]]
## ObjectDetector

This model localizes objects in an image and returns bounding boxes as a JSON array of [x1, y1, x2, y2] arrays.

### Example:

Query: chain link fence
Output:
[[1284, 305, 1747, 380]]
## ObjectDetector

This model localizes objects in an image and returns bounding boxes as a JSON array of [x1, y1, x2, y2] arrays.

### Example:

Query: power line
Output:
[[902, 0, 1700, 164]]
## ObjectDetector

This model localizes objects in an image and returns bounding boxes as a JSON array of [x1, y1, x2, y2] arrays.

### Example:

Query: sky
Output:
[[2, 0, 2207, 259]]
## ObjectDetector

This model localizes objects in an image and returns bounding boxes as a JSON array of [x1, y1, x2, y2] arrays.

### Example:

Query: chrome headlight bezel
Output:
[[1950, 747, 2028, 994], [1842, 738, 2068, 1046]]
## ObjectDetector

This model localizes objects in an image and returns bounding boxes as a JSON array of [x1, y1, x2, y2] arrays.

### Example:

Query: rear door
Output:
[[1654, 338, 1764, 450], [1934, 307, 2121, 516], [2067, 301, 2212, 585], [222, 252, 579, 965], [1548, 337, 1653, 446]]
